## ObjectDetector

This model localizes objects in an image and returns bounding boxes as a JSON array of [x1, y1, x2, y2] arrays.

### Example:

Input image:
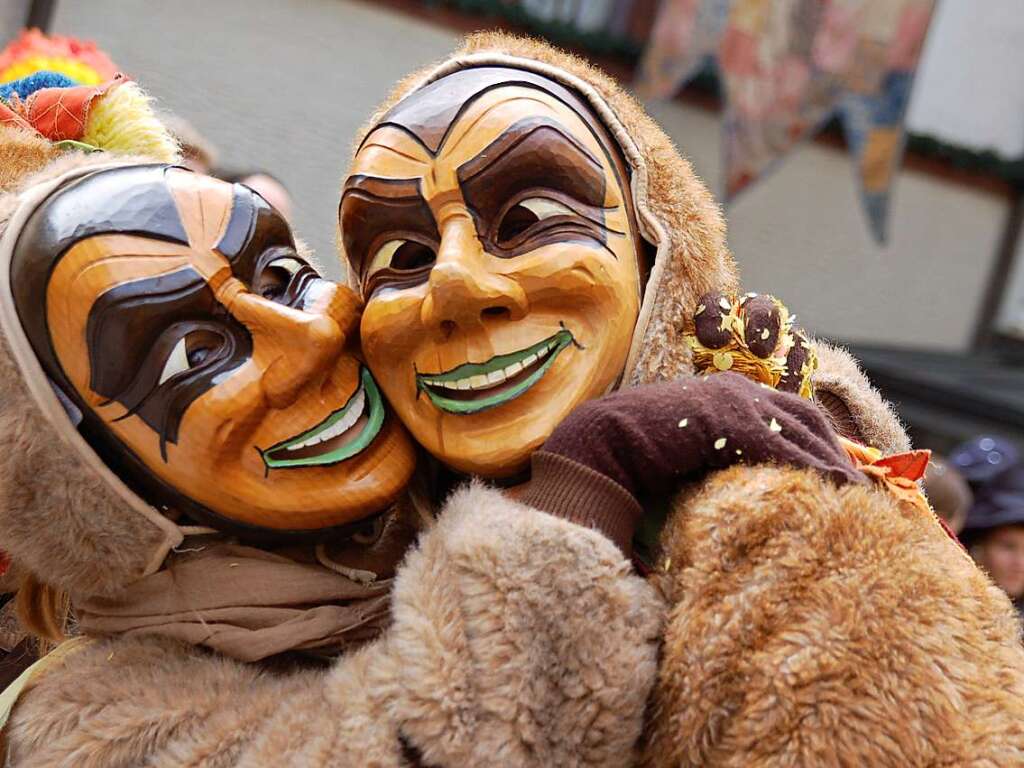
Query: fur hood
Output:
[[0, 138, 187, 599], [340, 33, 907, 452]]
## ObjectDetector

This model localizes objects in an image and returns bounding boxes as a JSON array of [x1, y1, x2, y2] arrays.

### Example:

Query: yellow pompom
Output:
[[81, 81, 179, 162]]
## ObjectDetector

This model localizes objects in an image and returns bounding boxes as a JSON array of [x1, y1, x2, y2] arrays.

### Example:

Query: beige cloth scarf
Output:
[[75, 542, 392, 662]]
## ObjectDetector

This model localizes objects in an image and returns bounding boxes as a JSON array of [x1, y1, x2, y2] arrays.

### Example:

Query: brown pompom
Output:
[[694, 292, 732, 349], [741, 295, 781, 358]]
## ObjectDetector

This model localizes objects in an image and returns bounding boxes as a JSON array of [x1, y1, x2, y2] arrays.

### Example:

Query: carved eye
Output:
[[366, 239, 436, 277], [255, 256, 305, 301], [496, 197, 575, 244], [158, 329, 223, 386]]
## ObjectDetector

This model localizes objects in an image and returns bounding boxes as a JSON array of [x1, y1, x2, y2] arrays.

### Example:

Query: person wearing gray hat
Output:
[[963, 462, 1024, 616]]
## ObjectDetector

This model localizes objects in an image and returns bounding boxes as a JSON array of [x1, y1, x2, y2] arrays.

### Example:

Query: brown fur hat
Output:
[[338, 33, 907, 450], [0, 129, 185, 600]]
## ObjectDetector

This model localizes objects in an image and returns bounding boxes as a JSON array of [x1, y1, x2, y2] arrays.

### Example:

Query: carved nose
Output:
[[419, 218, 527, 338], [222, 283, 346, 408]]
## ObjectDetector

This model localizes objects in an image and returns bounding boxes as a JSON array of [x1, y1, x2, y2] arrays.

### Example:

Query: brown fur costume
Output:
[[341, 33, 1024, 767], [0, 125, 662, 765], [645, 466, 1024, 767]]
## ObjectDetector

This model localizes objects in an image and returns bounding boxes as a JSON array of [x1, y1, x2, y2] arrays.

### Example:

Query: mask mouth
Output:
[[261, 366, 385, 469], [416, 328, 575, 415]]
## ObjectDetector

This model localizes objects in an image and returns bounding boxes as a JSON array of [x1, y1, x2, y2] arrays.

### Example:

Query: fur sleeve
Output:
[[643, 465, 1024, 768], [388, 481, 664, 767], [811, 341, 910, 454], [5, 485, 663, 767]]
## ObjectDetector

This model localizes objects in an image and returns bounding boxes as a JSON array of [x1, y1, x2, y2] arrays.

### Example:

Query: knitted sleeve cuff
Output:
[[517, 451, 643, 556]]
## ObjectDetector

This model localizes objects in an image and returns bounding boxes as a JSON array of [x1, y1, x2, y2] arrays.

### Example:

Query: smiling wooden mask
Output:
[[11, 165, 415, 536], [342, 66, 643, 477]]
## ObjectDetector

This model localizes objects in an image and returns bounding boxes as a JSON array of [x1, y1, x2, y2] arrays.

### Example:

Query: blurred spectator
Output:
[[922, 455, 972, 535], [962, 464, 1024, 617], [949, 436, 1020, 491], [219, 170, 293, 221], [160, 112, 218, 174]]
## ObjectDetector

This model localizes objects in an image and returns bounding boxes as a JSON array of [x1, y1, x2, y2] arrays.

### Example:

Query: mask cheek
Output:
[[519, 247, 632, 319], [182, 374, 262, 457], [361, 297, 424, 378]]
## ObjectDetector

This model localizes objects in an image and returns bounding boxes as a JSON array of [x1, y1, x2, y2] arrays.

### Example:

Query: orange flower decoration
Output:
[[839, 436, 967, 552], [0, 75, 124, 143]]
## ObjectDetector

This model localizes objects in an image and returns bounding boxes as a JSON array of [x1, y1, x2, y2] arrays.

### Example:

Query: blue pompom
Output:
[[0, 71, 79, 104]]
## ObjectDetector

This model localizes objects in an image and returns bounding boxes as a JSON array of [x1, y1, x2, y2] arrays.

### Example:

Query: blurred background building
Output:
[[3, 0, 1023, 451]]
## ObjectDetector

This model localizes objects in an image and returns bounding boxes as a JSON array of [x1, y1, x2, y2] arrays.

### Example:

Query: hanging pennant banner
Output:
[[637, 0, 937, 242], [637, 0, 731, 98]]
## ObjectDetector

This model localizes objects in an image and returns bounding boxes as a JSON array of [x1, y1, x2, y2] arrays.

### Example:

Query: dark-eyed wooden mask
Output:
[[341, 66, 643, 477], [12, 165, 415, 536]]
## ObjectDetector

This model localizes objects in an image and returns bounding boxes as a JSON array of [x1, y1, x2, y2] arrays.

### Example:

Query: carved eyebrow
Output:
[[341, 175, 424, 202], [86, 265, 252, 460], [338, 175, 439, 278], [457, 116, 604, 184]]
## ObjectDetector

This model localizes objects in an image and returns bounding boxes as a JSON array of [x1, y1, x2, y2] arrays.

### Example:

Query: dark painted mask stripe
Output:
[[85, 266, 253, 460], [217, 183, 297, 284]]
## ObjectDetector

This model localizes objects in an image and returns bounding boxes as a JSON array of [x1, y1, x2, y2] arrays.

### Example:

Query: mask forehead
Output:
[[354, 64, 629, 185], [163, 167, 237, 260], [354, 85, 615, 203], [370, 66, 603, 153]]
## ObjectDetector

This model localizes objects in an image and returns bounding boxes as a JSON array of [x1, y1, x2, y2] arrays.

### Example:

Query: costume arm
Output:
[[5, 487, 662, 768], [385, 482, 663, 767], [643, 465, 1024, 767]]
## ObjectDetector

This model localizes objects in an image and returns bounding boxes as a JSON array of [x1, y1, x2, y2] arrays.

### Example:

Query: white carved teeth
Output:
[[285, 387, 365, 451], [422, 341, 558, 393]]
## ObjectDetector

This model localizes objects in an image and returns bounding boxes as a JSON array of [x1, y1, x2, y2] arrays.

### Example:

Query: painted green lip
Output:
[[416, 329, 574, 415], [261, 367, 385, 469]]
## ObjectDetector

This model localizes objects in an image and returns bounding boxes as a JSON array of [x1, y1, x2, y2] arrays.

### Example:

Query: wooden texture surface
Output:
[[344, 72, 642, 476], [44, 168, 414, 531]]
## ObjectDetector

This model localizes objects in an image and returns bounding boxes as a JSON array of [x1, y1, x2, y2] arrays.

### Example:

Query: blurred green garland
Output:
[[428, 0, 1024, 187]]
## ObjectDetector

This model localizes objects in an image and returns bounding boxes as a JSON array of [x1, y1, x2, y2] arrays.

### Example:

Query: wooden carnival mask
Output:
[[11, 165, 415, 536], [342, 67, 642, 477]]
